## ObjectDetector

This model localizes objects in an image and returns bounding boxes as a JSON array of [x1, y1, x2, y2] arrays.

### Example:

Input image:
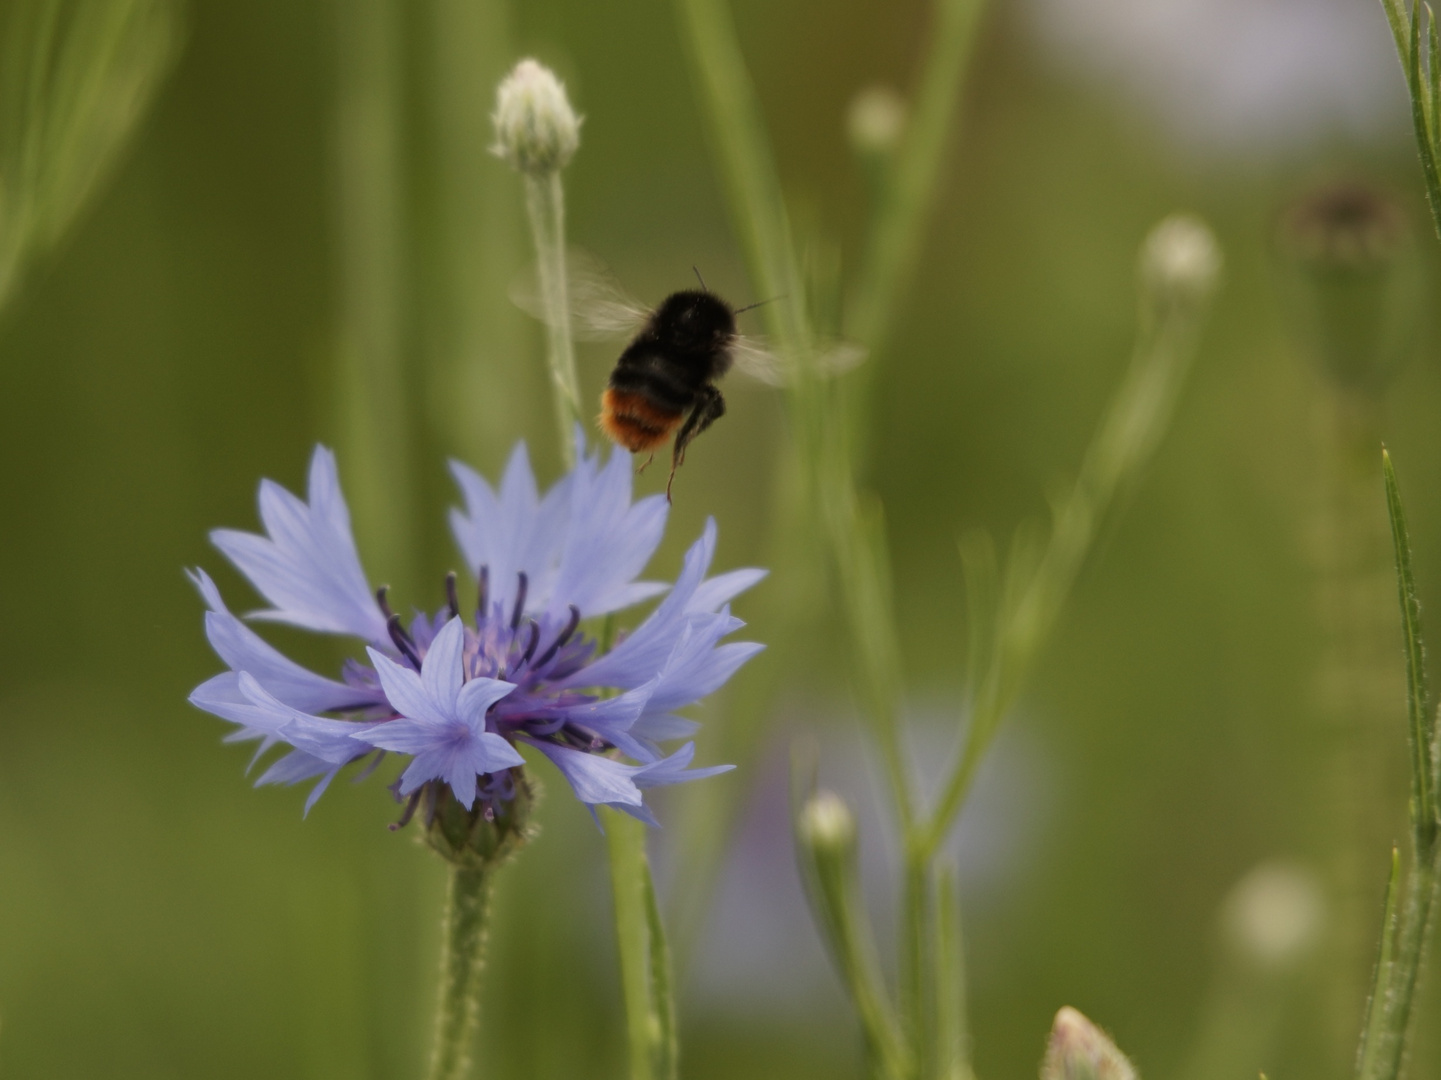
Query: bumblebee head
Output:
[[654, 290, 736, 350]]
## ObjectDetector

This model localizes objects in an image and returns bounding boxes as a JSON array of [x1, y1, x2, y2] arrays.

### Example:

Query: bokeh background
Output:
[[3, 0, 1441, 1078]]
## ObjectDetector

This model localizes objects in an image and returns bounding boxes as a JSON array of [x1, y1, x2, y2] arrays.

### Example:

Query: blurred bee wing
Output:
[[509, 248, 651, 341], [730, 334, 869, 387]]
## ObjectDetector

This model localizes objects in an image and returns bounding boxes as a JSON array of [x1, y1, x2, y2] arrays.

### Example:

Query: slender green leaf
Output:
[[1407, 1, 1441, 235], [640, 858, 678, 1080], [1381, 0, 1412, 68], [1357, 849, 1404, 1080], [1428, 6, 1440, 146], [1383, 450, 1436, 847]]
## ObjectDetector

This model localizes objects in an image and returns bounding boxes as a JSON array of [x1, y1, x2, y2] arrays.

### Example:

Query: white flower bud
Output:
[[1140, 214, 1222, 309], [798, 790, 857, 854], [1041, 1007, 1137, 1080], [847, 85, 907, 157], [1219, 860, 1324, 970], [491, 59, 581, 176]]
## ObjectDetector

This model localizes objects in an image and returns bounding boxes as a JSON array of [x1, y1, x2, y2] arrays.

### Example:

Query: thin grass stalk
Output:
[[935, 867, 970, 1080], [423, 0, 531, 467], [333, 0, 416, 597]]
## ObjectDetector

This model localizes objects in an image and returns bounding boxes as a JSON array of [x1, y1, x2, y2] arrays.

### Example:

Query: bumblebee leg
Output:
[[666, 387, 727, 501], [636, 451, 655, 474]]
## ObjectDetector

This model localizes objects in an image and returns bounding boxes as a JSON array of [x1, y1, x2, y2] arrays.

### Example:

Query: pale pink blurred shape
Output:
[[1026, 0, 1409, 155]]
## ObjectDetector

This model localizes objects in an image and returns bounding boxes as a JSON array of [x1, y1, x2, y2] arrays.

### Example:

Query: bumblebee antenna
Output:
[[733, 295, 784, 314], [693, 266, 708, 291]]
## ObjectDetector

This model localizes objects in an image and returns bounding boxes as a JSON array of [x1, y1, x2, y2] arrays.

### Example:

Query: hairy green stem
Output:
[[604, 809, 675, 1080], [899, 846, 934, 1080], [935, 868, 970, 1080], [426, 866, 494, 1080], [522, 170, 581, 464]]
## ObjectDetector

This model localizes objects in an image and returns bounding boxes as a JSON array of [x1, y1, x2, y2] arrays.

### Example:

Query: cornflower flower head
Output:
[[189, 431, 762, 856]]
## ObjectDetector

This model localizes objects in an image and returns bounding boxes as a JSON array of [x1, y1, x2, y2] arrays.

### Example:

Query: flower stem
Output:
[[426, 865, 494, 1080], [604, 808, 678, 1080], [522, 170, 582, 466]]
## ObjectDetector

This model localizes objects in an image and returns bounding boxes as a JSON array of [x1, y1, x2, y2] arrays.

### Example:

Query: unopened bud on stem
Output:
[[491, 59, 581, 176], [1277, 180, 1420, 390], [1219, 860, 1324, 971], [847, 85, 907, 158], [798, 790, 857, 854], [1041, 1007, 1137, 1080], [1140, 214, 1222, 314]]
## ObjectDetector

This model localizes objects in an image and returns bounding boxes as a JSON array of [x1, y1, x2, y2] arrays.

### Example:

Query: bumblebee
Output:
[[514, 254, 863, 499], [599, 289, 739, 499]]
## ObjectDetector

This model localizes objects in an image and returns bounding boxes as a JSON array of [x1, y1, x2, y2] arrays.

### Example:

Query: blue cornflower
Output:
[[189, 432, 763, 827]]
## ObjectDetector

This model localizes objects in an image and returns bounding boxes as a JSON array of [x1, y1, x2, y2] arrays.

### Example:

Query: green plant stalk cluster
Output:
[[1354, 453, 1441, 1080], [674, 0, 1219, 1075], [1381, 0, 1441, 238], [0, 0, 179, 311]]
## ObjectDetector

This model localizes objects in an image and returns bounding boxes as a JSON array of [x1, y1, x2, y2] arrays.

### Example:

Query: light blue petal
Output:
[[632, 742, 735, 789], [190, 568, 363, 713], [367, 646, 446, 726], [628, 713, 701, 743], [688, 567, 767, 614], [446, 753, 479, 809], [533, 681, 657, 762], [549, 442, 669, 618], [236, 672, 371, 764], [356, 717, 446, 755], [646, 633, 765, 714], [529, 740, 645, 809], [472, 731, 526, 772], [560, 521, 718, 691], [449, 441, 571, 618], [455, 676, 518, 731], [420, 617, 467, 712], [211, 446, 388, 642]]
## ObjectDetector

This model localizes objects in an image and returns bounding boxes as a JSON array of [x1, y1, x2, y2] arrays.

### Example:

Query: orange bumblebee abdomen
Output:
[[599, 388, 683, 453]]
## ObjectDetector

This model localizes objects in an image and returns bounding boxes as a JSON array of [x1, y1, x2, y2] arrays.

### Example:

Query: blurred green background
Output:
[[3, 0, 1441, 1077]]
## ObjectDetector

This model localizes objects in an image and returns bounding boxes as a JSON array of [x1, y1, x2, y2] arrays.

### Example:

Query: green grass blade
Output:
[[1381, 0, 1413, 63], [1407, 2, 1441, 236], [640, 857, 678, 1080], [1428, 6, 1440, 145], [1357, 849, 1405, 1080], [1383, 450, 1436, 847]]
